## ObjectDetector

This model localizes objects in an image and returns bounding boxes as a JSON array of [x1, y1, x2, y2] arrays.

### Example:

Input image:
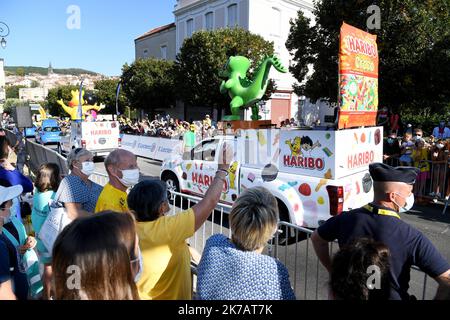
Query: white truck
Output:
[[160, 126, 383, 236], [58, 121, 121, 157]]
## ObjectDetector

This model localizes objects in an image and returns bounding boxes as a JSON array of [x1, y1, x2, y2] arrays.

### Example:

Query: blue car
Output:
[[24, 125, 37, 138], [35, 119, 61, 145]]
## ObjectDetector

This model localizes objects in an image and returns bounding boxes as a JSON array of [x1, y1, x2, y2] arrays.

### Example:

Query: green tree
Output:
[[2, 99, 22, 114], [6, 85, 26, 99], [174, 28, 276, 118], [94, 79, 128, 115], [121, 58, 175, 119], [30, 80, 40, 88], [16, 68, 25, 76], [286, 0, 450, 115]]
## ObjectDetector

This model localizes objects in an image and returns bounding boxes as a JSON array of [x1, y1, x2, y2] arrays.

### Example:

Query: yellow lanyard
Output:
[[363, 204, 401, 219]]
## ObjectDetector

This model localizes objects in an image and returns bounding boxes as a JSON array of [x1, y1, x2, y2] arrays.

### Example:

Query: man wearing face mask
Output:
[[54, 148, 103, 220], [95, 149, 139, 213], [383, 133, 401, 167], [312, 163, 450, 300], [432, 120, 450, 140]]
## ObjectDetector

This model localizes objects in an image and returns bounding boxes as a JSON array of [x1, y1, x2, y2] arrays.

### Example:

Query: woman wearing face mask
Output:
[[52, 211, 140, 300], [430, 140, 448, 201], [0, 137, 33, 221], [127, 143, 232, 300], [54, 148, 102, 220], [412, 139, 430, 204], [432, 120, 450, 140], [383, 133, 401, 167]]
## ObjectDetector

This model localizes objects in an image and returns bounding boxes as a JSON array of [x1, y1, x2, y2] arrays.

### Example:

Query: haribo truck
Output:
[[160, 126, 383, 241]]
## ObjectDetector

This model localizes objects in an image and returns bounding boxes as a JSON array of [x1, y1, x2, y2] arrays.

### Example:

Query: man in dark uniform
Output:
[[312, 163, 450, 300]]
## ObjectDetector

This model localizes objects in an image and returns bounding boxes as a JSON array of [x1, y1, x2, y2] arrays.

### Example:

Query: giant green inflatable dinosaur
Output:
[[220, 55, 287, 121]]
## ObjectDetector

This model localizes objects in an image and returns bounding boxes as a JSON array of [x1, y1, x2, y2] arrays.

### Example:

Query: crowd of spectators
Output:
[[118, 114, 216, 141], [1, 112, 450, 301], [383, 120, 450, 203]]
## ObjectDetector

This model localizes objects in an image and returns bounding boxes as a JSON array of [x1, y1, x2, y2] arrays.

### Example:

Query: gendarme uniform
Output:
[[317, 163, 450, 300]]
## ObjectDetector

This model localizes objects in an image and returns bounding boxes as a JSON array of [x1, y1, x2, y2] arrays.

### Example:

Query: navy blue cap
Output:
[[369, 163, 420, 185]]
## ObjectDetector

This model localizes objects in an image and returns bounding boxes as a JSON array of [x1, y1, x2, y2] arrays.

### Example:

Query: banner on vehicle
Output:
[[338, 22, 379, 129]]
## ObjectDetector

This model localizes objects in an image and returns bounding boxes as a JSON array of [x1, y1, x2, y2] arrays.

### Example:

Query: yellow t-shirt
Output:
[[136, 208, 195, 300], [94, 183, 129, 213]]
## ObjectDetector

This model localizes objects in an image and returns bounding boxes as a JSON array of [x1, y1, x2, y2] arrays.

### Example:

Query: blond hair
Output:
[[229, 187, 279, 251]]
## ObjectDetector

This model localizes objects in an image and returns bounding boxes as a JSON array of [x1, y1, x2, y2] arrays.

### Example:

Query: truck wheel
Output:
[[161, 172, 181, 207], [276, 200, 308, 246]]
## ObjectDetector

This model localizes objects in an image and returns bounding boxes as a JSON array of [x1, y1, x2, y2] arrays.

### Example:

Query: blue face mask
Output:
[[387, 138, 394, 144]]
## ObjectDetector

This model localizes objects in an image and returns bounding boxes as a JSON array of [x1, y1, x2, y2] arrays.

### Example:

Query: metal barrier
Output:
[[384, 156, 450, 214], [89, 172, 109, 187], [25, 139, 69, 176], [169, 191, 434, 300]]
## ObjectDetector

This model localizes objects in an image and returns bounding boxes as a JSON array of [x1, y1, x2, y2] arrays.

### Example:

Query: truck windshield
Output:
[[44, 127, 61, 132]]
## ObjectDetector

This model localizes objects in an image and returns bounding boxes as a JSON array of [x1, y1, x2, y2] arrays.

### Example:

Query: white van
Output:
[[58, 121, 121, 157]]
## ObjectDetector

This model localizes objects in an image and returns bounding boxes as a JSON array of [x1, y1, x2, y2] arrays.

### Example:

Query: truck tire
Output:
[[161, 172, 182, 207], [276, 199, 308, 246]]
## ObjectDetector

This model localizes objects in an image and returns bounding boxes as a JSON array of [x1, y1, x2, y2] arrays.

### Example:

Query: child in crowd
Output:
[[412, 139, 430, 204], [399, 132, 414, 166], [430, 139, 448, 201], [31, 163, 61, 299]]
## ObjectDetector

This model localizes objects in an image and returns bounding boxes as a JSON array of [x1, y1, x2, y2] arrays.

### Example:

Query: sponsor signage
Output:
[[120, 134, 183, 161]]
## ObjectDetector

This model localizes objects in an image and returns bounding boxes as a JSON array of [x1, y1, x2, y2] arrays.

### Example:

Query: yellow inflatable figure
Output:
[[57, 90, 105, 120], [228, 161, 239, 190], [285, 137, 302, 156], [38, 106, 47, 120]]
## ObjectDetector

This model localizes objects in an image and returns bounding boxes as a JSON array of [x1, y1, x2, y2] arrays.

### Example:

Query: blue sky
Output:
[[0, 0, 177, 76]]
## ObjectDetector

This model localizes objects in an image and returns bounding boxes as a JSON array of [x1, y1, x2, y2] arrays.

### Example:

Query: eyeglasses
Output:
[[74, 148, 83, 155]]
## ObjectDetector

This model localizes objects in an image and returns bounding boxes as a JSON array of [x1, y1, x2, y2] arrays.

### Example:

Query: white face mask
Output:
[[393, 193, 414, 213], [117, 169, 140, 188], [437, 144, 444, 149], [131, 247, 143, 283], [80, 161, 95, 176]]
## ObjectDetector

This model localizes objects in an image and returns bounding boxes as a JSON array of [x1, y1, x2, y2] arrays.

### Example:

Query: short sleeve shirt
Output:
[[317, 204, 450, 300], [55, 175, 102, 213], [136, 208, 195, 300], [196, 234, 296, 300], [95, 183, 129, 213]]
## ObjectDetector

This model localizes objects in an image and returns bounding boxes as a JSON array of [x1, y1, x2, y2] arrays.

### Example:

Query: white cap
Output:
[[0, 185, 23, 204]]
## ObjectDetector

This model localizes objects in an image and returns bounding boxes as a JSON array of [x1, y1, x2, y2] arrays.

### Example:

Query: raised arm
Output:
[[192, 142, 233, 231]]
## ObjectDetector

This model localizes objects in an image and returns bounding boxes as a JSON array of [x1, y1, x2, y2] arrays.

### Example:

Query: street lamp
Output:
[[0, 22, 10, 49]]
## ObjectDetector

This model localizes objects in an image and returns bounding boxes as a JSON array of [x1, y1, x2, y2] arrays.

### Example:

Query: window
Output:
[[160, 45, 167, 60], [193, 139, 219, 161], [271, 8, 281, 36], [205, 12, 213, 30], [143, 49, 149, 58], [186, 18, 194, 37], [227, 4, 238, 27]]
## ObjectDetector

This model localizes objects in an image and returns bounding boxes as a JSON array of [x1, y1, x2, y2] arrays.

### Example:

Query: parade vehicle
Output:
[[57, 120, 121, 157], [162, 22, 381, 239], [35, 119, 61, 145], [161, 126, 383, 233]]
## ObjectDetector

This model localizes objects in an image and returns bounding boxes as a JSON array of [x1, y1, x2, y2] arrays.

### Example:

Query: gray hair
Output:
[[229, 187, 279, 251], [67, 148, 93, 169], [104, 149, 135, 175]]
